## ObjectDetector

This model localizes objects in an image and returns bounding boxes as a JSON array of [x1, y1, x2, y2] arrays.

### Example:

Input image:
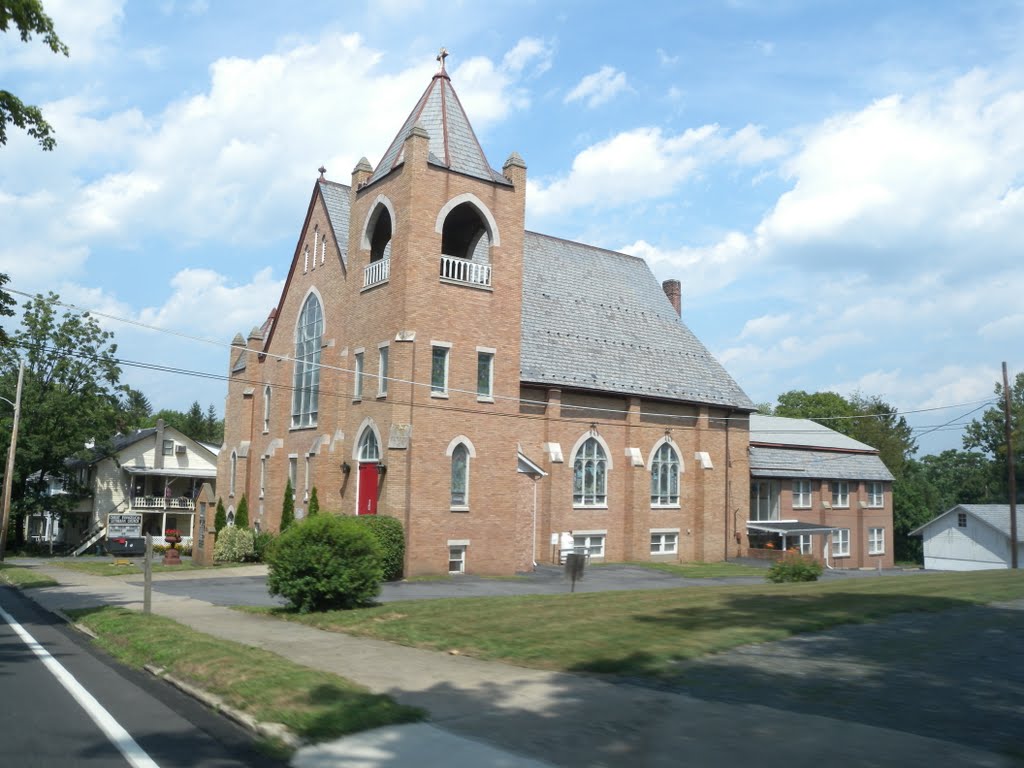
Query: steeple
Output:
[[366, 48, 511, 187]]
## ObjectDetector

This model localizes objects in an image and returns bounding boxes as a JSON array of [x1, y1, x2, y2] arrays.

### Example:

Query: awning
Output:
[[747, 521, 839, 535], [516, 450, 547, 478], [123, 466, 216, 478]]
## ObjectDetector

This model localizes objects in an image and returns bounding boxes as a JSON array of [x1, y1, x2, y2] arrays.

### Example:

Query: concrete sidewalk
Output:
[[14, 561, 1017, 767]]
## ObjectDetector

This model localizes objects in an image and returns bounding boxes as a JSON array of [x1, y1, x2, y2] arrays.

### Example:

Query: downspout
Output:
[[403, 338, 416, 578], [532, 478, 538, 568], [724, 410, 731, 561]]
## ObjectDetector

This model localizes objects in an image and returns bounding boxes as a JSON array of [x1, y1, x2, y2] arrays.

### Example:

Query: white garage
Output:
[[910, 504, 1023, 571]]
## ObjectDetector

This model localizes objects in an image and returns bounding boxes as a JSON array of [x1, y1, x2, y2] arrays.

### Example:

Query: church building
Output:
[[215, 52, 755, 576]]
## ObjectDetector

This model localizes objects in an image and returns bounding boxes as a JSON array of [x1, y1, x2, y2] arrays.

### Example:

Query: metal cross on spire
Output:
[[436, 47, 449, 74]]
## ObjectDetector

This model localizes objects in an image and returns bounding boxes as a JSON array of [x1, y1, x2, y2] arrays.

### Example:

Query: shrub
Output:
[[215, 498, 227, 534], [280, 479, 295, 532], [352, 515, 405, 581], [307, 486, 320, 517], [235, 494, 249, 529], [267, 515, 382, 612], [214, 525, 256, 563], [767, 551, 824, 583], [253, 530, 278, 562]]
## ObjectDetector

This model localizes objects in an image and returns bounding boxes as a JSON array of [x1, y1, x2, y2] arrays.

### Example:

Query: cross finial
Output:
[[317, 165, 326, 180], [436, 47, 449, 74]]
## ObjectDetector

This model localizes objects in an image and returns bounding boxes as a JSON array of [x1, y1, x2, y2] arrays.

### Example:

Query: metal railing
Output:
[[363, 257, 391, 288]]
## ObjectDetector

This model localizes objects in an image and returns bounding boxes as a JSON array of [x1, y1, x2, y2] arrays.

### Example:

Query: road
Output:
[[0, 584, 282, 768]]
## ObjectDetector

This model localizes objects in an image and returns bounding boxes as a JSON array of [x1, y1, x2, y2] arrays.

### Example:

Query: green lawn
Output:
[[0, 563, 58, 589], [54, 559, 250, 577], [251, 570, 1024, 679], [601, 560, 767, 578], [71, 607, 423, 749]]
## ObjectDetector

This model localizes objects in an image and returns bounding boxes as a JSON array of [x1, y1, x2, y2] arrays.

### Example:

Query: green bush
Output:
[[352, 515, 405, 581], [307, 486, 320, 517], [235, 494, 250, 529], [252, 530, 278, 562], [214, 525, 256, 563], [215, 498, 227, 534], [767, 552, 824, 583], [267, 515, 382, 612], [281, 479, 295, 532]]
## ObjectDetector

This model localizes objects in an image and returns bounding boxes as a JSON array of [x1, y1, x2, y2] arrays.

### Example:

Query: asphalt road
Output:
[[0, 585, 283, 768]]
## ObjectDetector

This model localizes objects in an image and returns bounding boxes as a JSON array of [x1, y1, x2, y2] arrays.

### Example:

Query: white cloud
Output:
[[502, 37, 554, 77], [656, 49, 679, 66], [0, 0, 125, 68], [527, 123, 784, 218], [621, 232, 756, 298], [564, 66, 628, 108], [740, 313, 794, 339]]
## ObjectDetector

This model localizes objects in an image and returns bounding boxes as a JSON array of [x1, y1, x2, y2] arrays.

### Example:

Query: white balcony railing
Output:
[[131, 496, 196, 510], [440, 255, 491, 288], [363, 257, 390, 288]]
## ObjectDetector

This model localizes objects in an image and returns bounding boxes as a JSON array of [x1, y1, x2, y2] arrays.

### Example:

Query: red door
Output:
[[357, 463, 378, 515]]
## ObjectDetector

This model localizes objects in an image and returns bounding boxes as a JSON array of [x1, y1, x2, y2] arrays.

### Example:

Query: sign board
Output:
[[107, 513, 143, 539]]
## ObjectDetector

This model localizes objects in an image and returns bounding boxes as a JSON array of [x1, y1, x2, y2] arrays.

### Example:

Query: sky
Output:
[[1, 0, 1021, 457]]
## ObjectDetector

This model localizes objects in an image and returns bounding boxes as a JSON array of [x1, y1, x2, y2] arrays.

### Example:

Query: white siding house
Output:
[[910, 504, 1023, 571]]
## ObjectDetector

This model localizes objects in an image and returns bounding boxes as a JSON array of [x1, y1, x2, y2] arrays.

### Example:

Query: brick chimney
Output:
[[662, 279, 681, 317]]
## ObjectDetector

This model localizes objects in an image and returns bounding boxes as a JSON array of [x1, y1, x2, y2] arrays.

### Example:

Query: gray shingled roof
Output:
[[318, 180, 351, 268], [751, 414, 878, 452], [366, 73, 510, 187], [520, 232, 753, 409], [750, 446, 894, 481]]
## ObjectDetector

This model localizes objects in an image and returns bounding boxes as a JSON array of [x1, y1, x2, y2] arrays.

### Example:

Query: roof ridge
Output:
[[525, 230, 647, 264]]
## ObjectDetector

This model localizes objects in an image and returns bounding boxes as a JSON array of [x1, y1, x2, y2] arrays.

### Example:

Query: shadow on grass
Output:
[[301, 684, 424, 741]]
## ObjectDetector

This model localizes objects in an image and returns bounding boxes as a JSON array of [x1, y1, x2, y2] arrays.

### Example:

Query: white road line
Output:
[[0, 605, 161, 768]]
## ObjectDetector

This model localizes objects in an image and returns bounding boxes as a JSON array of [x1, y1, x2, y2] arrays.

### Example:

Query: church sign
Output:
[[107, 513, 143, 539]]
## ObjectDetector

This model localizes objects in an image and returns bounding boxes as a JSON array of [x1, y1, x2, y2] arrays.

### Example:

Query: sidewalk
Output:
[[16, 561, 1018, 768]]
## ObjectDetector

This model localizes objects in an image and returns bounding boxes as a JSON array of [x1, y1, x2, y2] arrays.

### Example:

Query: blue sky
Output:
[[2, 0, 1021, 456]]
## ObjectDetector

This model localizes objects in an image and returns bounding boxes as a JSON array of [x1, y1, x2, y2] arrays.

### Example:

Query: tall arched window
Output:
[[263, 385, 271, 433], [229, 450, 237, 496], [650, 442, 680, 506], [573, 437, 607, 506], [451, 443, 469, 507], [358, 428, 380, 462], [292, 293, 323, 428]]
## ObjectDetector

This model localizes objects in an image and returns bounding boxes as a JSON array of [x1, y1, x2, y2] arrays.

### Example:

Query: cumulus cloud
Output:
[[564, 66, 628, 108], [528, 123, 785, 218], [0, 0, 125, 68]]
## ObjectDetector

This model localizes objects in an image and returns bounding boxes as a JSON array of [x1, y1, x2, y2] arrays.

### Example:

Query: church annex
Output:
[[216, 54, 755, 576]]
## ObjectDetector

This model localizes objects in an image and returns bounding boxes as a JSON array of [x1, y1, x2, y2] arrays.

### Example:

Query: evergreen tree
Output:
[[307, 486, 320, 517], [280, 479, 295, 532], [235, 494, 249, 529], [214, 498, 227, 534]]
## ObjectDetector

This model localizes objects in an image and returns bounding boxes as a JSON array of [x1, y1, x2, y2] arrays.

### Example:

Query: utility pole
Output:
[[1004, 362, 1018, 569], [0, 360, 26, 562]]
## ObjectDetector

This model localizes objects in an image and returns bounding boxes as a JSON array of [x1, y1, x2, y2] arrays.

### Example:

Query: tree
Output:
[[234, 494, 249, 529], [920, 449, 1001, 508], [0, 273, 16, 348], [963, 372, 1024, 501], [891, 460, 943, 562], [280, 479, 295, 532], [145, 402, 223, 445], [0, 293, 123, 544], [774, 390, 857, 434], [307, 486, 320, 517], [214, 498, 227, 534], [116, 387, 152, 433], [1, 0, 69, 150]]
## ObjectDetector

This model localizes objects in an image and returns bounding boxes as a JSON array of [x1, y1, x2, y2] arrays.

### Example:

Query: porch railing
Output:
[[131, 496, 195, 510], [440, 255, 491, 288], [363, 257, 390, 288]]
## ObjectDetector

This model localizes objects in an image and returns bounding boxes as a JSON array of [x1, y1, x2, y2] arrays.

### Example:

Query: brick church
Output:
[[215, 52, 756, 576]]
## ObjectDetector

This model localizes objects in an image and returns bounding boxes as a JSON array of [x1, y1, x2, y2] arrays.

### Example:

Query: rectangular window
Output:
[[832, 528, 850, 557], [353, 350, 364, 400], [448, 545, 466, 574], [832, 480, 849, 508], [798, 534, 813, 555], [868, 527, 885, 555], [431, 344, 450, 395], [288, 457, 297, 498], [162, 439, 174, 456], [867, 481, 884, 508], [957, 512, 968, 528], [750, 480, 780, 521], [476, 350, 494, 400], [304, 456, 311, 495], [792, 480, 812, 509], [260, 458, 266, 499], [650, 531, 678, 555], [377, 345, 389, 397], [573, 533, 605, 558]]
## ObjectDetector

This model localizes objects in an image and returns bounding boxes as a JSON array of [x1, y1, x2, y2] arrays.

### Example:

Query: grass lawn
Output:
[[54, 559, 251, 577], [0, 562, 58, 589], [599, 560, 767, 578], [250, 570, 1024, 679], [71, 607, 423, 748]]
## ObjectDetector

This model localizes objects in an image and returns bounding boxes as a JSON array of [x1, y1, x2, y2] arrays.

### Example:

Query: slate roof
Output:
[[520, 231, 754, 409], [749, 446, 894, 481], [911, 504, 1023, 542], [318, 179, 351, 268], [366, 72, 510, 187], [750, 414, 878, 451]]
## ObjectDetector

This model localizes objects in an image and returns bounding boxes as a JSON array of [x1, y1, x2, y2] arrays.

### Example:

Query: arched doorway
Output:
[[357, 428, 381, 515]]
